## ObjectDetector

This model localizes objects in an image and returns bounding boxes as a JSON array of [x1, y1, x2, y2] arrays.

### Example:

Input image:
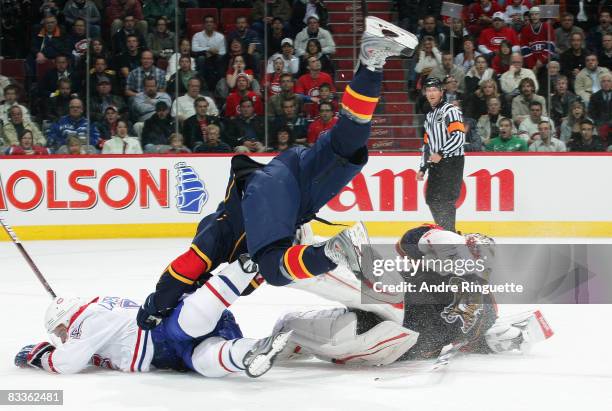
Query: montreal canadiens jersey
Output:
[[40, 296, 154, 374]]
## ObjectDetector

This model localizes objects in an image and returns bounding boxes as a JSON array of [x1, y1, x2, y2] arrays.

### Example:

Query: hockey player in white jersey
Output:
[[270, 223, 553, 366], [15, 257, 291, 378]]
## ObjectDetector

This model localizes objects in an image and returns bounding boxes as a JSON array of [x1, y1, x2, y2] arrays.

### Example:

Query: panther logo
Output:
[[441, 277, 483, 334]]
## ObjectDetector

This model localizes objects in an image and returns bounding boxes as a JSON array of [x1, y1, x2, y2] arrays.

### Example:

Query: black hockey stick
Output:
[[360, 0, 368, 18], [0, 218, 57, 298]]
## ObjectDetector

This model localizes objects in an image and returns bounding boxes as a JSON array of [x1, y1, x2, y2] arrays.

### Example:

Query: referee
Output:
[[417, 78, 465, 232]]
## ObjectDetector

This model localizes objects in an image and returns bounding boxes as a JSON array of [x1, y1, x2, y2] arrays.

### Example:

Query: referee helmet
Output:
[[423, 77, 443, 90]]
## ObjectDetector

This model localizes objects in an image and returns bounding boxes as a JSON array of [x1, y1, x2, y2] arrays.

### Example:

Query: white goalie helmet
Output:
[[464, 233, 496, 260], [44, 297, 83, 334]]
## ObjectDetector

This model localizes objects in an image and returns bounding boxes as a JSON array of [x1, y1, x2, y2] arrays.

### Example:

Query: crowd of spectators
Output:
[[1, 0, 611, 155], [0, 0, 339, 156]]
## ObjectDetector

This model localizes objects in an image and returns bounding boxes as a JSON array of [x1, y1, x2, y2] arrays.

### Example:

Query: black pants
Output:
[[425, 155, 464, 232]]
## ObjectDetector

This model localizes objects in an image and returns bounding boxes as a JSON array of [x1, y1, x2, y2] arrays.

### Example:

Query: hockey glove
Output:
[[137, 293, 164, 330], [15, 342, 55, 369]]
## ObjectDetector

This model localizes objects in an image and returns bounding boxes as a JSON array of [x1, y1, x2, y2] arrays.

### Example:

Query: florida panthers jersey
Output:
[[40, 296, 154, 374]]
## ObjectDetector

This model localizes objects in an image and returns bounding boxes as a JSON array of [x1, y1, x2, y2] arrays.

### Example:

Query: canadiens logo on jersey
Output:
[[174, 162, 208, 214], [441, 277, 483, 333]]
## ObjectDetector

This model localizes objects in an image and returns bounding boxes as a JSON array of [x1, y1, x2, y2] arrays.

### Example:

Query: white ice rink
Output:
[[1, 237, 612, 411]]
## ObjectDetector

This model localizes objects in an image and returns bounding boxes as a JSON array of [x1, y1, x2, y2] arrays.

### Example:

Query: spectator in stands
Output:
[[46, 79, 76, 123], [476, 97, 507, 144], [56, 135, 96, 155], [225, 98, 266, 151], [0, 75, 11, 102], [115, 34, 143, 81], [295, 56, 336, 102], [101, 119, 142, 154], [227, 16, 262, 62], [500, 52, 538, 97], [551, 75, 581, 126], [568, 119, 605, 151], [3, 106, 46, 147], [465, 79, 508, 120], [225, 75, 264, 117], [267, 74, 304, 117], [253, 0, 292, 41], [298, 39, 335, 77], [598, 33, 612, 70], [90, 57, 120, 95], [454, 99, 482, 152], [193, 124, 232, 153], [4, 130, 50, 156], [520, 7, 556, 71], [112, 14, 147, 55], [396, 0, 442, 34], [147, 17, 176, 60], [164, 133, 191, 154], [294, 15, 336, 57], [575, 54, 611, 106], [143, 0, 181, 31], [464, 0, 503, 37], [518, 101, 555, 144], [0, 86, 31, 124], [126, 50, 167, 98], [29, 14, 69, 71], [192, 15, 227, 93], [63, 0, 101, 37], [96, 106, 128, 144], [263, 57, 286, 97], [182, 97, 222, 150], [307, 101, 337, 145], [464, 55, 495, 96], [268, 126, 296, 152], [167, 56, 199, 96], [478, 12, 520, 58], [442, 75, 463, 106], [567, 2, 601, 32], [290, 0, 329, 34], [504, 0, 530, 33], [67, 18, 89, 64], [141, 101, 175, 153], [90, 77, 126, 123], [415, 36, 442, 86], [264, 18, 289, 58], [529, 121, 567, 152], [47, 98, 101, 152], [106, 0, 147, 38], [444, 18, 469, 56], [132, 76, 173, 128], [222, 54, 258, 98], [166, 39, 196, 82], [222, 38, 259, 78], [560, 100, 594, 143], [560, 32, 589, 87], [428, 52, 466, 93], [39, 54, 81, 99], [485, 117, 528, 151], [270, 98, 308, 145], [587, 9, 612, 55], [555, 12, 585, 55], [172, 77, 219, 123], [588, 72, 612, 130], [87, 39, 111, 69], [454, 37, 481, 73], [512, 77, 547, 125], [417, 15, 449, 50], [538, 59, 560, 99], [308, 83, 338, 119], [491, 40, 513, 75]]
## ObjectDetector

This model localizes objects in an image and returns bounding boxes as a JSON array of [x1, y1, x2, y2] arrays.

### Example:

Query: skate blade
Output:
[[365, 16, 419, 53], [245, 331, 293, 378]]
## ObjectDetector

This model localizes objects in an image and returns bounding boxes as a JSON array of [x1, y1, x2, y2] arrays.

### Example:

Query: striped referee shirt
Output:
[[420, 102, 466, 171]]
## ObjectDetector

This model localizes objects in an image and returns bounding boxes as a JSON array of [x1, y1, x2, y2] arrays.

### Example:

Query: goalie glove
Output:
[[15, 342, 55, 370], [485, 310, 554, 353]]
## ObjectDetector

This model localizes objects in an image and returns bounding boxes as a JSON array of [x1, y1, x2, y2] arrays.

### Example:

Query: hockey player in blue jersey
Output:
[[137, 17, 419, 331]]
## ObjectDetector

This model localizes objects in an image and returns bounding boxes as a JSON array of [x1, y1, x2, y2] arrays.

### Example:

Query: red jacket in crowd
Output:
[[225, 91, 264, 118], [307, 116, 338, 144]]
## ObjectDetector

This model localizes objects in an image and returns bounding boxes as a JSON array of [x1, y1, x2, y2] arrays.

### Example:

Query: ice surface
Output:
[[1, 237, 611, 411]]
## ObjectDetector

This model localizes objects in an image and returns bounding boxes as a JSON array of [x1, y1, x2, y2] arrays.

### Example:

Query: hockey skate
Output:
[[323, 222, 371, 280], [359, 16, 419, 71], [243, 331, 293, 378]]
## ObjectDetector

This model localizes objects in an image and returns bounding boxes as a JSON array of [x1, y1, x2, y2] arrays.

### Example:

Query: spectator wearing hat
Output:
[[290, 0, 329, 34], [2, 106, 46, 148], [307, 101, 337, 145], [182, 97, 223, 150], [294, 15, 336, 58], [171, 77, 219, 124], [478, 12, 520, 58], [141, 101, 176, 153], [90, 76, 127, 123], [131, 76, 172, 137], [295, 56, 336, 102], [47, 98, 101, 152], [126, 50, 167, 98], [193, 124, 233, 153], [267, 38, 300, 75], [4, 130, 50, 156], [96, 106, 134, 145], [464, 0, 504, 37], [101, 119, 143, 154], [225, 75, 264, 118]]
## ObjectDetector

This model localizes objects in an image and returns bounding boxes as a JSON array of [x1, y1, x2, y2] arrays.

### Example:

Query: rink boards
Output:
[[0, 153, 610, 240]]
